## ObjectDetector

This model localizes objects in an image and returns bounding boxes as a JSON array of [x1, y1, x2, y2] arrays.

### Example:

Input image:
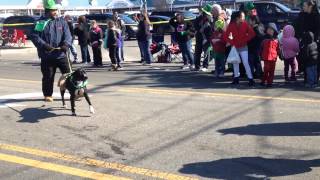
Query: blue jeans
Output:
[[80, 44, 91, 63], [306, 65, 318, 86], [68, 40, 78, 60], [178, 40, 194, 65], [138, 39, 152, 64]]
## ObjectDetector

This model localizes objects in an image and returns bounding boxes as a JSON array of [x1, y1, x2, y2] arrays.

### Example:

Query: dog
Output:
[[58, 68, 94, 116]]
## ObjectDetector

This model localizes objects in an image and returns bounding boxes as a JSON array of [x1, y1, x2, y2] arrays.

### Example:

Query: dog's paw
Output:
[[89, 105, 95, 114]]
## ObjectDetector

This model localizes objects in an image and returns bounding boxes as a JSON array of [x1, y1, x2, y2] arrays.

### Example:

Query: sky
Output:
[[0, 0, 103, 7]]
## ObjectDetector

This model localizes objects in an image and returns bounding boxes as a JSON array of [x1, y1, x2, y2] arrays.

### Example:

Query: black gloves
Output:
[[60, 44, 68, 53], [44, 43, 54, 51]]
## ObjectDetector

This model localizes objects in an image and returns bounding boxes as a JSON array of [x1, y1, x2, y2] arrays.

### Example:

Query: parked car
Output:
[[253, 1, 299, 29], [85, 13, 138, 40], [150, 11, 197, 20], [149, 15, 173, 35], [3, 16, 39, 38]]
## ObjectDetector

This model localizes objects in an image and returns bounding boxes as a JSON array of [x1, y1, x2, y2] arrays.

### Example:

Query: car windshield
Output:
[[120, 15, 136, 24], [276, 3, 291, 12], [182, 11, 196, 19]]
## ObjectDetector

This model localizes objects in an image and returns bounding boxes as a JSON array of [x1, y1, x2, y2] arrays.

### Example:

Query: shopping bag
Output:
[[226, 46, 241, 64]]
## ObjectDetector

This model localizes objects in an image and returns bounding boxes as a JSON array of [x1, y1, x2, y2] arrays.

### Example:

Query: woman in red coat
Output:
[[224, 11, 256, 86]]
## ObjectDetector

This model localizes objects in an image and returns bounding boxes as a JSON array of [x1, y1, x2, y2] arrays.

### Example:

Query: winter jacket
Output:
[[294, 12, 320, 42], [260, 35, 279, 61], [89, 26, 103, 48], [223, 21, 256, 48], [106, 28, 119, 49], [74, 22, 90, 45], [302, 32, 318, 66], [210, 30, 226, 54], [136, 20, 151, 41], [281, 25, 300, 59], [169, 18, 195, 43], [31, 16, 72, 60], [249, 23, 265, 51]]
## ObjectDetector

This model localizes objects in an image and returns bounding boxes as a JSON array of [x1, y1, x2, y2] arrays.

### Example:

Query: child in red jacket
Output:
[[260, 23, 279, 87]]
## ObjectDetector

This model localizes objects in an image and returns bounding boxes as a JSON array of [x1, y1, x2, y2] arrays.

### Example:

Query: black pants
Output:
[[41, 57, 71, 97], [194, 34, 203, 69], [109, 46, 121, 65], [92, 46, 102, 66], [80, 44, 91, 63]]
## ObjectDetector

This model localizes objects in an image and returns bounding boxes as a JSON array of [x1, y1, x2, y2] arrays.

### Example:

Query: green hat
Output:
[[202, 4, 213, 16], [43, 0, 59, 10], [245, 2, 255, 11], [215, 19, 224, 30]]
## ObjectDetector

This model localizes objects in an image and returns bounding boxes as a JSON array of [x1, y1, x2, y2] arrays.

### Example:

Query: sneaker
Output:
[[143, 62, 152, 66], [200, 67, 208, 72], [109, 64, 117, 71], [117, 65, 123, 70], [44, 96, 54, 102], [260, 82, 266, 86], [218, 74, 224, 78], [289, 77, 297, 81], [266, 84, 273, 88], [181, 65, 190, 70], [248, 79, 255, 87], [231, 78, 239, 85], [190, 65, 195, 70]]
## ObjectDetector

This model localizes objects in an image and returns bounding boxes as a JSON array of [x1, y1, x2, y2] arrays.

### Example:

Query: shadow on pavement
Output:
[[12, 107, 68, 123], [179, 157, 320, 179], [218, 122, 320, 136]]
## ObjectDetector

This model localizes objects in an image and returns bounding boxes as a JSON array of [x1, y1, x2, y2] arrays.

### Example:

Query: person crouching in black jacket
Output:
[[302, 31, 319, 88]]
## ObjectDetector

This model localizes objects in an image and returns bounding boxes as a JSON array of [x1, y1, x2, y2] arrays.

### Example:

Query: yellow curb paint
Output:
[[0, 153, 130, 180], [0, 144, 198, 180], [120, 87, 320, 104]]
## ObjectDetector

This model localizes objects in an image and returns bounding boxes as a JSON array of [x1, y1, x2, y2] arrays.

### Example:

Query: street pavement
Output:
[[0, 40, 320, 180]]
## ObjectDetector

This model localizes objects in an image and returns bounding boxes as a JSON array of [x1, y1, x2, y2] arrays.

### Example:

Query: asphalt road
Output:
[[0, 40, 320, 180]]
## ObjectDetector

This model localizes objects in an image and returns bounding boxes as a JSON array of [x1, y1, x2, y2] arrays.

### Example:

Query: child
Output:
[[302, 31, 318, 88], [281, 25, 299, 81], [211, 19, 226, 77], [260, 23, 279, 87], [106, 21, 122, 71], [89, 20, 103, 67]]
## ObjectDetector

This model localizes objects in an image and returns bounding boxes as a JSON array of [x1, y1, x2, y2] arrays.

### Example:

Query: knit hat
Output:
[[43, 0, 60, 10], [244, 2, 255, 11], [215, 19, 224, 30], [202, 4, 213, 16], [267, 23, 279, 34]]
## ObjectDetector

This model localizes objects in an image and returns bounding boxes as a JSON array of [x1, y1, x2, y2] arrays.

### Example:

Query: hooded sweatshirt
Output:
[[281, 25, 299, 59], [302, 31, 318, 66]]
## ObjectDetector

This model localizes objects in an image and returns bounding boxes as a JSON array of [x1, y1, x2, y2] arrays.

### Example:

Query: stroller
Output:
[[150, 41, 171, 63]]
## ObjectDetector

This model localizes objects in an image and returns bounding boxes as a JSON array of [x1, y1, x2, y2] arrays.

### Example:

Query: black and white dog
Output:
[[58, 68, 94, 116]]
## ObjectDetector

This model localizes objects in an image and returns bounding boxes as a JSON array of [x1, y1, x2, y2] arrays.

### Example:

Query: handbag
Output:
[[226, 46, 241, 64]]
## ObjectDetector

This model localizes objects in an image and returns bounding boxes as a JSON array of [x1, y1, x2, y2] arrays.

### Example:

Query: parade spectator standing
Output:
[[193, 5, 211, 71], [246, 2, 265, 78], [106, 21, 122, 71], [294, 0, 320, 74], [211, 19, 226, 77], [113, 11, 126, 62], [281, 25, 300, 82], [260, 23, 279, 88], [64, 15, 78, 63], [31, 0, 72, 102], [74, 16, 91, 64], [136, 9, 152, 65], [89, 20, 103, 67], [169, 14, 195, 70], [301, 31, 319, 88], [224, 11, 256, 86]]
